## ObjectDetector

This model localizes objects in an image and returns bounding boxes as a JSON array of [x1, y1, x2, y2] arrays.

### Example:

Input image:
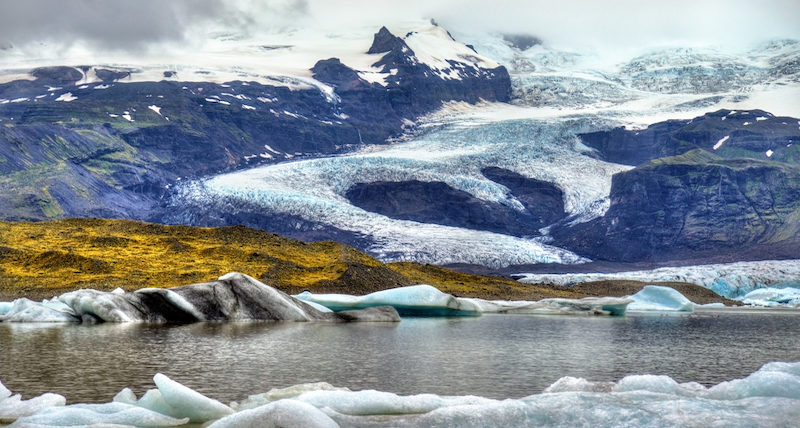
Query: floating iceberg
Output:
[[5, 362, 800, 427], [740, 287, 800, 307], [295, 284, 632, 316], [626, 285, 696, 312], [516, 259, 800, 301], [0, 273, 399, 324], [295, 285, 483, 316]]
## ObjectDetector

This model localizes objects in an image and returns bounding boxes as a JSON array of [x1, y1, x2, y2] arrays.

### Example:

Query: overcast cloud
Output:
[[0, 0, 798, 54]]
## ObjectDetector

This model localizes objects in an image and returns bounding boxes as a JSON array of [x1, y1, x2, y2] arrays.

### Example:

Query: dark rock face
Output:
[[580, 109, 800, 166], [30, 67, 84, 85], [94, 68, 131, 82], [552, 110, 800, 264], [554, 149, 800, 262], [312, 26, 512, 144], [345, 180, 543, 236], [481, 167, 566, 227]]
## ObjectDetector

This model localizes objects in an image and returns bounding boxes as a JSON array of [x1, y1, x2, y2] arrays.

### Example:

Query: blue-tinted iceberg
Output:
[[5, 362, 800, 427], [740, 287, 800, 307], [295, 285, 632, 316], [626, 285, 696, 312], [0, 273, 399, 324]]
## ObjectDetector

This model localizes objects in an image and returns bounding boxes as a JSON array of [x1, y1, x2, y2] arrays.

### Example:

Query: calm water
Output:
[[2, 309, 800, 404]]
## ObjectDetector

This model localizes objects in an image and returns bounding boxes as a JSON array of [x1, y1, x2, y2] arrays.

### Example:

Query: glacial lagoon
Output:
[[3, 309, 800, 407]]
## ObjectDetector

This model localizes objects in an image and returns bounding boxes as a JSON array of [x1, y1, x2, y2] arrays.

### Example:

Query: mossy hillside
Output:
[[0, 218, 591, 301]]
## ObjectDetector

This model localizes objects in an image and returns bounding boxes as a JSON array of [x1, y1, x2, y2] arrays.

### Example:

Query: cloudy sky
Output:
[[0, 0, 798, 55]]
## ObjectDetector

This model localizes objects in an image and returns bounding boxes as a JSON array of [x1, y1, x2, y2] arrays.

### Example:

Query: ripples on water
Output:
[[2, 310, 800, 404]]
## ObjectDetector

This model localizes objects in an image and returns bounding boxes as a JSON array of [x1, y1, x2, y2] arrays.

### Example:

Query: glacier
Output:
[[517, 259, 800, 302], [165, 31, 800, 268], [4, 362, 800, 427]]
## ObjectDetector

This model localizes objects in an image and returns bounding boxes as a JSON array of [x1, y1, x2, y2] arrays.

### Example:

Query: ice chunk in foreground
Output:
[[208, 400, 338, 428], [0, 380, 66, 423], [5, 362, 800, 426], [0, 301, 11, 315], [627, 285, 696, 312], [147, 373, 234, 422], [11, 402, 188, 427]]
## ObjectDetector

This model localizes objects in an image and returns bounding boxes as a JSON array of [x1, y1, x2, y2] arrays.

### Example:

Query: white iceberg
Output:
[[10, 402, 189, 427], [208, 400, 338, 428], [626, 285, 696, 312], [137, 373, 233, 422]]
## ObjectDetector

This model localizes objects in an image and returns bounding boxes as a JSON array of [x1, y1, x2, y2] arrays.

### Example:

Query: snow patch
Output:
[[713, 135, 729, 150], [147, 105, 162, 116], [54, 92, 77, 102]]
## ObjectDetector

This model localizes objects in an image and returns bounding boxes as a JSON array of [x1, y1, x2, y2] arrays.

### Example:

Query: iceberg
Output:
[[0, 273, 400, 324], [740, 287, 800, 307], [5, 362, 800, 427], [626, 285, 696, 312], [295, 285, 483, 316], [295, 284, 632, 317]]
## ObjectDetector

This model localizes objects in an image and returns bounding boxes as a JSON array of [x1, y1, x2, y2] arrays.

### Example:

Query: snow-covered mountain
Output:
[[160, 29, 800, 268], [1, 19, 799, 270]]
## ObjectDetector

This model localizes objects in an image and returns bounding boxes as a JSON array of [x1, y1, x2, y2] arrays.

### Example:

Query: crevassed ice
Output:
[[175, 117, 630, 267], [5, 362, 800, 427]]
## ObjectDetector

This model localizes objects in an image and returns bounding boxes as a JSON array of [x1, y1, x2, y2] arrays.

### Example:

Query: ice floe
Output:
[[4, 362, 800, 427]]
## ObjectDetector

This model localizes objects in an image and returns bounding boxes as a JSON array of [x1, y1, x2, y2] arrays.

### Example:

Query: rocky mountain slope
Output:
[[0, 25, 509, 221], [553, 110, 800, 263]]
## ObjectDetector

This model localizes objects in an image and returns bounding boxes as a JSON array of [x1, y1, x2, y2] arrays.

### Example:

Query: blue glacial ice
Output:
[[626, 285, 696, 312], [517, 259, 800, 302], [295, 284, 632, 316], [6, 362, 800, 427], [740, 287, 800, 307]]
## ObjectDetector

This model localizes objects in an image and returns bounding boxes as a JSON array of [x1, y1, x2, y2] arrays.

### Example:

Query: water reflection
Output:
[[2, 311, 800, 404]]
